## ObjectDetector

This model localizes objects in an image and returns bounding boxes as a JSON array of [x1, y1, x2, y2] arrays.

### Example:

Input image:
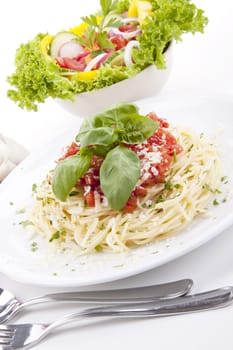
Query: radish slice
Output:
[[50, 32, 77, 58], [59, 41, 84, 58], [76, 51, 90, 61], [109, 27, 141, 39], [84, 53, 108, 72], [124, 40, 140, 67]]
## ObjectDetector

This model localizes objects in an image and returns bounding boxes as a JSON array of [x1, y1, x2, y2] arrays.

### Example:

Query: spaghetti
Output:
[[29, 121, 221, 255]]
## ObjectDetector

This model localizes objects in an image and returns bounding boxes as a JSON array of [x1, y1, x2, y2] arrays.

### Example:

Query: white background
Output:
[[1, 1, 233, 349]]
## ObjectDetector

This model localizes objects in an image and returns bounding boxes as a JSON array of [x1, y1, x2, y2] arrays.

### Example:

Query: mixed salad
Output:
[[7, 0, 208, 111]]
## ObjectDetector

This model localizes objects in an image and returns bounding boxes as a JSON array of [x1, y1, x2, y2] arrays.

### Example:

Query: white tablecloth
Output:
[[1, 1, 233, 349]]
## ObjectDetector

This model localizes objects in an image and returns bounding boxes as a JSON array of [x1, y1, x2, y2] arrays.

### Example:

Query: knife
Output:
[[30, 278, 193, 304], [0, 279, 193, 323]]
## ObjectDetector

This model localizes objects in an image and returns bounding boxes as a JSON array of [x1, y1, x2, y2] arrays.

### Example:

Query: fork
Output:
[[0, 279, 193, 323], [0, 286, 232, 350]]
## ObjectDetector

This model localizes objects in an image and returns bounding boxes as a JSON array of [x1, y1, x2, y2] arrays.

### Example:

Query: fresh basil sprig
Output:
[[76, 103, 157, 148], [52, 103, 158, 210], [77, 103, 139, 133]]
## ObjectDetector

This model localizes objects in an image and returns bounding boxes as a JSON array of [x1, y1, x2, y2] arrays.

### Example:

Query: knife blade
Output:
[[36, 278, 193, 304]]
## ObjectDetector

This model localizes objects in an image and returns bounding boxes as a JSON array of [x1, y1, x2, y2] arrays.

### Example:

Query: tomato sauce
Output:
[[60, 113, 182, 212]]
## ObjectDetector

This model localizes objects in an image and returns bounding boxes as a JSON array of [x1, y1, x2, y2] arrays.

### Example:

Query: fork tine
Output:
[[0, 326, 14, 348], [0, 326, 15, 334], [0, 334, 12, 340], [0, 338, 11, 345]]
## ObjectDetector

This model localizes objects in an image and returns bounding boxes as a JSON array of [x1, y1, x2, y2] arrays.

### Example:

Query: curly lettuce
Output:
[[134, 0, 208, 69], [113, 0, 130, 13], [7, 0, 208, 111]]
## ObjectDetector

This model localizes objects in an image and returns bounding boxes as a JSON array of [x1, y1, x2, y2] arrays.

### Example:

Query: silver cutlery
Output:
[[0, 286, 232, 350], [0, 278, 192, 323]]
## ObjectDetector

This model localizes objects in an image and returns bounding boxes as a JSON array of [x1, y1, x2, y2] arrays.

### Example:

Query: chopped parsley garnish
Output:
[[95, 245, 103, 252], [213, 199, 219, 206], [184, 168, 192, 175], [31, 241, 38, 252], [49, 229, 66, 242], [188, 144, 194, 152], [174, 183, 181, 189], [202, 184, 222, 194], [221, 176, 228, 184], [32, 183, 37, 193], [202, 183, 212, 191], [155, 195, 166, 204], [173, 149, 177, 162], [164, 180, 173, 190], [16, 208, 26, 214], [20, 220, 34, 227]]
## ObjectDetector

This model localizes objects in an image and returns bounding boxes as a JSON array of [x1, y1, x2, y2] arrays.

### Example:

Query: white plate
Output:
[[0, 91, 233, 288]]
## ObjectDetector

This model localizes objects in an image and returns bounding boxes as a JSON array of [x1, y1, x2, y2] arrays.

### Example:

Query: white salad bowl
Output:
[[56, 42, 173, 117]]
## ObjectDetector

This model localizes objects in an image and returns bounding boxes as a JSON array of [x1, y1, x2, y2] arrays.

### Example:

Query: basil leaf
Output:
[[52, 152, 92, 201], [100, 145, 140, 210], [79, 127, 118, 147], [77, 103, 139, 138], [92, 103, 139, 127], [117, 114, 158, 144], [92, 144, 114, 157]]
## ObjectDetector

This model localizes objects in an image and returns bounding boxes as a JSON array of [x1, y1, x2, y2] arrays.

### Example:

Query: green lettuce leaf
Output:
[[134, 0, 208, 69]]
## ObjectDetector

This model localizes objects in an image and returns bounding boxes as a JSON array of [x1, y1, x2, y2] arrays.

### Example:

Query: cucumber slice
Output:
[[110, 52, 125, 66], [103, 48, 125, 67], [50, 32, 77, 58]]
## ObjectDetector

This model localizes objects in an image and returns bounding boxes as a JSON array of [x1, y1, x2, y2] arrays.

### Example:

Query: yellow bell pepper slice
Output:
[[40, 34, 54, 60], [69, 22, 88, 36], [71, 70, 98, 81], [128, 0, 138, 17], [128, 0, 152, 24], [69, 16, 102, 36]]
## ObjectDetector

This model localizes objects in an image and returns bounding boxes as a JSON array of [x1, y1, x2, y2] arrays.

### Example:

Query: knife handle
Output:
[[146, 286, 233, 316], [80, 286, 233, 318]]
